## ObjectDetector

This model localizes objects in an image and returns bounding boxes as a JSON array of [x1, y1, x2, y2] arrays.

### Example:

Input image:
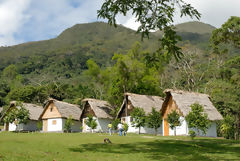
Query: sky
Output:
[[0, 0, 239, 46]]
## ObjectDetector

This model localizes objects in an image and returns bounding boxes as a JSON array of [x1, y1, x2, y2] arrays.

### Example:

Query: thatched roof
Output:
[[22, 103, 44, 120], [81, 98, 113, 119], [117, 93, 164, 117], [164, 89, 223, 121], [41, 99, 82, 121], [0, 101, 43, 121]]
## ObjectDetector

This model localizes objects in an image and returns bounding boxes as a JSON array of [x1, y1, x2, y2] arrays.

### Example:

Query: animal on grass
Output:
[[103, 138, 112, 144]]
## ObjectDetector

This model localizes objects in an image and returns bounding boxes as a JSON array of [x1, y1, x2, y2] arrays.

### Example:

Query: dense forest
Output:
[[0, 19, 239, 139]]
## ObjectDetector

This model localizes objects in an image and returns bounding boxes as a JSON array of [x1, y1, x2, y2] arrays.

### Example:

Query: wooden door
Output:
[[43, 120, 48, 132], [164, 119, 169, 136], [5, 123, 9, 131]]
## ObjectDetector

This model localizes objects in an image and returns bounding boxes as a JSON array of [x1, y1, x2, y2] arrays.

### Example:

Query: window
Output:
[[130, 116, 133, 122], [52, 120, 57, 125], [50, 107, 53, 112]]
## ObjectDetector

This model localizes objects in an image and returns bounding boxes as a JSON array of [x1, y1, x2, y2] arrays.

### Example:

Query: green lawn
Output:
[[0, 132, 239, 161]]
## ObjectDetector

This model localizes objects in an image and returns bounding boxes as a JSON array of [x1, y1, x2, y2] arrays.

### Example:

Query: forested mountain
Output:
[[0, 21, 219, 83], [0, 20, 239, 139]]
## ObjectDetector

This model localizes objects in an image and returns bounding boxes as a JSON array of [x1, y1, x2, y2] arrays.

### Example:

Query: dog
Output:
[[103, 138, 112, 144]]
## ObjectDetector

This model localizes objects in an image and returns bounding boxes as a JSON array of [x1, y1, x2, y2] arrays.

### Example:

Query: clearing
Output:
[[0, 132, 239, 161]]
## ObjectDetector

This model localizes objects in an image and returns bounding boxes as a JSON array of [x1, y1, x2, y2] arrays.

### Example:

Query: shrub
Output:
[[189, 130, 196, 140]]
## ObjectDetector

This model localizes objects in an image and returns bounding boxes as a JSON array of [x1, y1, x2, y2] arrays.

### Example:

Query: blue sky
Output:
[[0, 0, 239, 46]]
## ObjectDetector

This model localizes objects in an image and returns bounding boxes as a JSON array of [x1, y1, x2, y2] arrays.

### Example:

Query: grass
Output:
[[0, 132, 239, 161]]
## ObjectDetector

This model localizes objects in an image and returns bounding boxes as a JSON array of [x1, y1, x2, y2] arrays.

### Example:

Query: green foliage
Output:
[[3, 102, 30, 129], [211, 16, 240, 54], [86, 114, 98, 133], [123, 123, 129, 132], [2, 64, 18, 80], [146, 107, 162, 135], [220, 115, 235, 139], [167, 110, 181, 136], [131, 107, 146, 134], [185, 103, 210, 135], [8, 85, 48, 104], [98, 0, 201, 62], [16, 106, 30, 125], [64, 116, 74, 133], [37, 121, 42, 131], [189, 130, 196, 140], [3, 108, 18, 124], [112, 119, 120, 131]]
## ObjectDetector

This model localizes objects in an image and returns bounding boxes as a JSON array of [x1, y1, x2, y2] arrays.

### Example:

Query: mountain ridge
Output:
[[0, 21, 215, 78]]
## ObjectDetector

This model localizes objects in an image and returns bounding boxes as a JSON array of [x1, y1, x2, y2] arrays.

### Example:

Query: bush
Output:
[[112, 119, 120, 131], [64, 116, 74, 133], [189, 130, 196, 140], [123, 123, 128, 132], [37, 121, 42, 131]]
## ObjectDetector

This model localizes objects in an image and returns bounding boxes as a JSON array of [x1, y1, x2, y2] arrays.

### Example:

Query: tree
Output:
[[211, 16, 240, 54], [123, 123, 129, 135], [112, 118, 121, 132], [220, 115, 235, 139], [86, 115, 98, 133], [64, 116, 74, 133], [146, 107, 162, 135], [167, 110, 181, 136], [3, 108, 18, 125], [3, 102, 30, 131], [37, 121, 42, 131], [185, 103, 210, 135], [130, 107, 146, 134], [98, 0, 200, 62], [210, 16, 240, 140], [2, 64, 18, 80]]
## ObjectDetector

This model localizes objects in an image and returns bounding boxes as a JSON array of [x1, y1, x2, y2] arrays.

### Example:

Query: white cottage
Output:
[[39, 99, 82, 132], [162, 89, 223, 137], [0, 101, 43, 131], [81, 98, 113, 133], [117, 93, 164, 135]]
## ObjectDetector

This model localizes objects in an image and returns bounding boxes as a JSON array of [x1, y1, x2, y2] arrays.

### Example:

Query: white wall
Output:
[[187, 122, 217, 137], [8, 122, 16, 131], [17, 120, 38, 131], [121, 116, 162, 135], [82, 117, 112, 133], [165, 117, 218, 137], [169, 117, 188, 136], [71, 120, 82, 132], [47, 118, 63, 132], [4, 120, 39, 131]]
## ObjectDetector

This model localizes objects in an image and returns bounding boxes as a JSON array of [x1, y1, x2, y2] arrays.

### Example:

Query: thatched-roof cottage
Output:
[[117, 93, 164, 134], [162, 89, 223, 137], [1, 101, 43, 131], [39, 99, 82, 132], [81, 98, 113, 133]]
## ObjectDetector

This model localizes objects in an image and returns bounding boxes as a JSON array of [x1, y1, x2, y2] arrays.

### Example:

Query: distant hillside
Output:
[[174, 21, 215, 34], [0, 21, 217, 82], [0, 22, 158, 68], [154, 21, 216, 47]]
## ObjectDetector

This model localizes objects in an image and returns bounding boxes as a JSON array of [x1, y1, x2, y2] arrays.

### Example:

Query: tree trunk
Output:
[[174, 127, 176, 136], [138, 127, 140, 134], [235, 114, 239, 140], [155, 128, 157, 136]]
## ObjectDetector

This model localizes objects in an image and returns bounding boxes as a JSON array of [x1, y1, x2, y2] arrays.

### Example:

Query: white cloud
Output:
[[117, 0, 240, 30], [0, 0, 30, 46], [0, 0, 240, 46], [19, 0, 105, 42]]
